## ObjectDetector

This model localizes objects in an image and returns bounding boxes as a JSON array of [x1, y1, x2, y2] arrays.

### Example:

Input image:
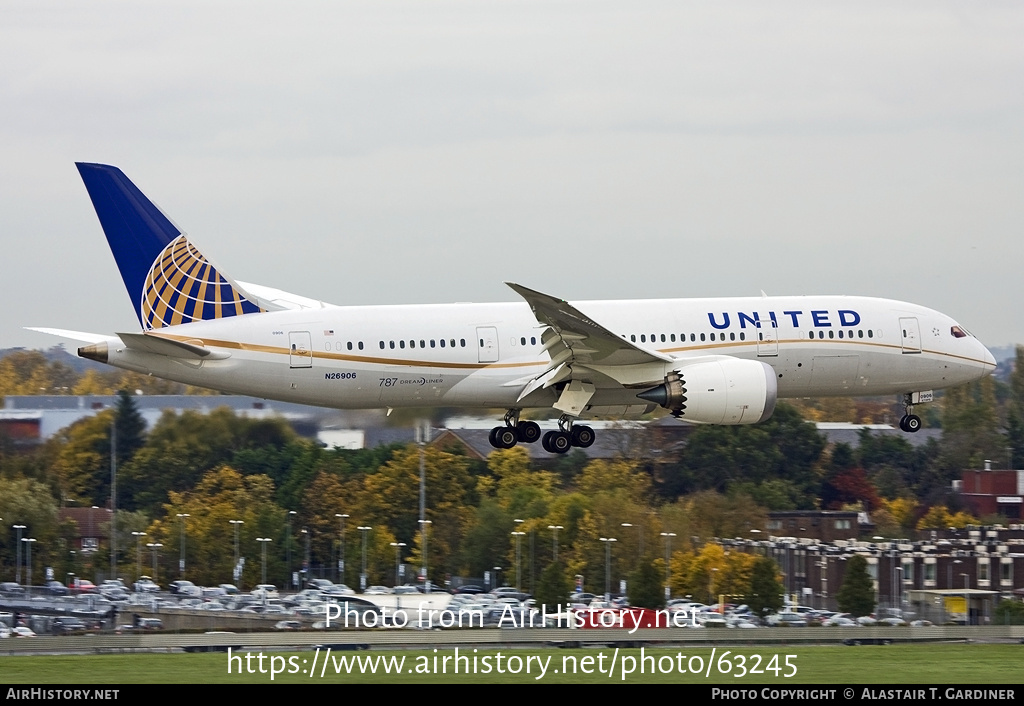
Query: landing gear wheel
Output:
[[898, 414, 922, 433], [543, 430, 572, 454], [517, 421, 542, 444], [489, 426, 518, 449], [904, 414, 921, 433], [570, 425, 596, 448]]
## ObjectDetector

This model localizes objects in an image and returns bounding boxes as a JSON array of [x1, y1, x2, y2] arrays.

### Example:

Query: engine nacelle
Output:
[[637, 357, 778, 424]]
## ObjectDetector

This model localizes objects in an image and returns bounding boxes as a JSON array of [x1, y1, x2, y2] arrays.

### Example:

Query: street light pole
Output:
[[599, 537, 617, 602], [132, 532, 146, 583], [146, 542, 162, 582], [961, 573, 970, 625], [660, 532, 676, 600], [512, 531, 525, 592], [22, 538, 36, 590], [335, 513, 348, 584], [548, 525, 563, 562], [418, 519, 432, 592], [13, 524, 26, 585], [229, 520, 244, 582], [358, 526, 372, 591], [390, 542, 407, 586], [286, 511, 296, 590], [256, 538, 272, 585], [176, 513, 189, 577]]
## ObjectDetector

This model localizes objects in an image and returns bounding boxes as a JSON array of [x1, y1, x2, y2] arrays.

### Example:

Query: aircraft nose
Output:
[[980, 343, 997, 372]]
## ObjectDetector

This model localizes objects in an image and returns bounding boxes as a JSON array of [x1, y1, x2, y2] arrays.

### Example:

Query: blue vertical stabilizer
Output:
[[76, 163, 263, 329]]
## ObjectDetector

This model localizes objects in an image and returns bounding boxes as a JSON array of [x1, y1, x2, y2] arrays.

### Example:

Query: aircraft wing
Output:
[[506, 283, 674, 405], [506, 282, 673, 367]]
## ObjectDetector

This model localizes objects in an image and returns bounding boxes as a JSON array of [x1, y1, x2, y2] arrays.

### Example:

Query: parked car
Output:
[[44, 581, 69, 596], [251, 585, 279, 599], [766, 612, 808, 627], [133, 577, 160, 593], [452, 585, 485, 595], [0, 582, 25, 597], [51, 617, 89, 635], [492, 587, 531, 601], [70, 579, 98, 593]]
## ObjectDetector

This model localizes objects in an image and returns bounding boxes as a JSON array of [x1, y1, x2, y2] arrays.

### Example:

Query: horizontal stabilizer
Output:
[[116, 332, 230, 360], [25, 327, 109, 344]]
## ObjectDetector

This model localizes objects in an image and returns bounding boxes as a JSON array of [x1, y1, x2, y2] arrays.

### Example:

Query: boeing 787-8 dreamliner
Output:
[[31, 163, 996, 454]]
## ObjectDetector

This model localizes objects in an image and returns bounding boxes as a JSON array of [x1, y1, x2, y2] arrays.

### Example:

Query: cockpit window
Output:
[[951, 325, 968, 339]]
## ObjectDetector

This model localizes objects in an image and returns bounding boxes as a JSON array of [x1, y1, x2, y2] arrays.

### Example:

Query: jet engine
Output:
[[637, 357, 777, 424]]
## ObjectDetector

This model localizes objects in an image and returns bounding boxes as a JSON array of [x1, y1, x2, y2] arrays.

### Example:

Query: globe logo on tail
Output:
[[140, 235, 263, 329]]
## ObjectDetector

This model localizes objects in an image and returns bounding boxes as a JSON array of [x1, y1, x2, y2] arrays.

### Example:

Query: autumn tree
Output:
[[668, 403, 824, 507], [49, 410, 115, 506], [668, 543, 756, 604], [836, 554, 875, 617], [0, 477, 59, 580], [535, 560, 572, 609], [744, 556, 784, 617], [627, 556, 666, 610], [161, 466, 286, 588], [357, 446, 475, 578]]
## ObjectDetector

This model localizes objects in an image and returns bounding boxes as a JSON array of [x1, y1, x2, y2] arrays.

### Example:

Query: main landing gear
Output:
[[488, 409, 595, 455], [899, 393, 922, 433]]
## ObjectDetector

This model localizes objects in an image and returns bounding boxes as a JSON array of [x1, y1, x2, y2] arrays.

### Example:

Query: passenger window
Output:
[[440, 339, 446, 348], [740, 332, 745, 341], [630, 334, 636, 342], [730, 332, 735, 341], [390, 341, 395, 349], [868, 330, 873, 338], [420, 340, 425, 348], [670, 334, 676, 342], [358, 342, 364, 350], [838, 330, 843, 339], [347, 342, 353, 350], [379, 341, 385, 350], [521, 337, 526, 346], [829, 331, 834, 339], [410, 340, 416, 348], [690, 334, 695, 342], [531, 337, 537, 345], [430, 340, 436, 348], [460, 339, 466, 347], [640, 334, 646, 343], [700, 333, 706, 342], [400, 340, 405, 349]]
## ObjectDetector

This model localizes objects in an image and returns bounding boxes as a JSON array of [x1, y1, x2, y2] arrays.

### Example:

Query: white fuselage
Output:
[[95, 294, 995, 414]]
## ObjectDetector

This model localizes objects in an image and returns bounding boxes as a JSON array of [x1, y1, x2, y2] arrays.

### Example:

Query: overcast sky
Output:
[[2, 1, 1022, 351]]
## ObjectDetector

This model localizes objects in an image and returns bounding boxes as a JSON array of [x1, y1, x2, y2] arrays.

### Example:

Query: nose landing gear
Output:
[[898, 393, 925, 433]]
